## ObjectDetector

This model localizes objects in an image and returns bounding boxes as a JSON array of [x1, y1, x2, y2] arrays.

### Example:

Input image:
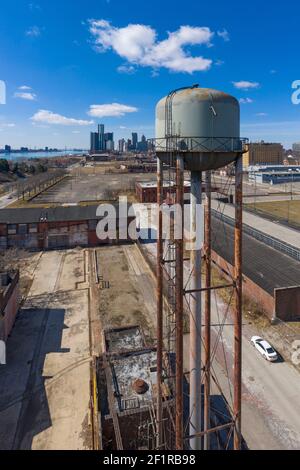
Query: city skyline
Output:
[[0, 0, 300, 149]]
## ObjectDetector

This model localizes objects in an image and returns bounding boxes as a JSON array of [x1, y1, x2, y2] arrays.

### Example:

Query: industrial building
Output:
[[0, 271, 20, 342], [248, 164, 300, 184], [243, 142, 284, 168], [0, 205, 135, 250], [212, 215, 300, 321], [135, 180, 191, 203], [100, 325, 173, 450]]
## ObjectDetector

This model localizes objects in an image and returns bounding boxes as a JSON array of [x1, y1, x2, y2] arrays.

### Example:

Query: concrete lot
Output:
[[0, 249, 92, 450], [31, 172, 156, 204]]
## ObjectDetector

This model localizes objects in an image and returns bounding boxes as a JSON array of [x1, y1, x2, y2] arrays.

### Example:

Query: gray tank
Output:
[[155, 87, 244, 171]]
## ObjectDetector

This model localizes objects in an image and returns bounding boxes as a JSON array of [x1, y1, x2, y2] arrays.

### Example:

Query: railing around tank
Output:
[[149, 136, 249, 153]]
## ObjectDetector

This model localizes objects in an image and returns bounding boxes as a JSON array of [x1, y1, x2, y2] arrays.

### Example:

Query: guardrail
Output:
[[212, 209, 300, 262]]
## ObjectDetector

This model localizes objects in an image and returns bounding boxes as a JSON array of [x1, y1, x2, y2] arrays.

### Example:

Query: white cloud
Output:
[[31, 109, 93, 126], [89, 20, 214, 73], [26, 26, 42, 37], [217, 29, 230, 42], [88, 103, 138, 118], [256, 112, 268, 116], [14, 92, 37, 101], [239, 98, 253, 104], [29, 3, 41, 11], [233, 81, 260, 90], [18, 85, 32, 90], [72, 130, 80, 134], [117, 64, 136, 75]]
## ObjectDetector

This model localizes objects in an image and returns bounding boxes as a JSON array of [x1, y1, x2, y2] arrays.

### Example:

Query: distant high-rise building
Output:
[[132, 133, 138, 150], [137, 134, 147, 152], [4, 145, 11, 153], [98, 124, 105, 151], [118, 138, 125, 153], [292, 142, 300, 153], [126, 139, 132, 152], [90, 132, 99, 153], [104, 132, 114, 151], [243, 142, 284, 167]]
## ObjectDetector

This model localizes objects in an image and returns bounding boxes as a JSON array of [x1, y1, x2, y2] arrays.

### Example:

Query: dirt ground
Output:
[[29, 172, 156, 205], [96, 244, 156, 346]]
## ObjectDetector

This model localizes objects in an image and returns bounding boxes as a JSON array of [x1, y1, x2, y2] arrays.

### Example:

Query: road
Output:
[[0, 191, 17, 208]]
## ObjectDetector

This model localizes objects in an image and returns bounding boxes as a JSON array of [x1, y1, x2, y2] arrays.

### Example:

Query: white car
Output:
[[251, 336, 278, 362]]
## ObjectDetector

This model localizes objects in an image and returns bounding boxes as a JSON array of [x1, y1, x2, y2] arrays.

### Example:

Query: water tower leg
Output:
[[175, 155, 184, 450], [189, 171, 202, 450], [156, 158, 163, 449], [234, 155, 243, 450], [203, 170, 211, 450]]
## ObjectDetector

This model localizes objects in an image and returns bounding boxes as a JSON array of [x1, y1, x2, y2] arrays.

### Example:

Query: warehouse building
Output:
[[212, 215, 300, 321], [0, 205, 135, 250], [0, 271, 20, 342], [135, 180, 191, 203]]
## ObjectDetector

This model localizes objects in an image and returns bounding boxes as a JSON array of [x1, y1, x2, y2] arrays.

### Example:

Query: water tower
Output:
[[154, 85, 247, 450]]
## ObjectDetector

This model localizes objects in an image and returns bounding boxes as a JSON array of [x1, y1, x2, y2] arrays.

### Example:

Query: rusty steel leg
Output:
[[175, 155, 184, 450], [189, 171, 202, 450], [234, 155, 243, 450], [204, 170, 211, 451], [156, 158, 163, 449]]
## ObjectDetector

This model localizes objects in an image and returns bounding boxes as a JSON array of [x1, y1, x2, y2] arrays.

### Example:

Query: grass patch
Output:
[[246, 200, 300, 228]]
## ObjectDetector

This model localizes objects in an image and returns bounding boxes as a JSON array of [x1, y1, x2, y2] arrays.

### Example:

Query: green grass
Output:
[[246, 200, 300, 228]]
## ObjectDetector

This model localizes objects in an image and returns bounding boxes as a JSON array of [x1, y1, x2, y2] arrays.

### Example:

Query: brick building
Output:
[[135, 181, 191, 203], [243, 142, 284, 168], [0, 205, 135, 251], [0, 271, 20, 341]]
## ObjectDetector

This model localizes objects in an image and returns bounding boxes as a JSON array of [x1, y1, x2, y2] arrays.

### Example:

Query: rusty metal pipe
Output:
[[234, 155, 243, 450], [189, 170, 202, 450], [156, 158, 163, 449], [204, 170, 211, 450], [175, 155, 184, 450]]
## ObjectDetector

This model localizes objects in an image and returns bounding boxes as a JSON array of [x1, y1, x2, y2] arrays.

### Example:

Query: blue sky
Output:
[[0, 0, 300, 149]]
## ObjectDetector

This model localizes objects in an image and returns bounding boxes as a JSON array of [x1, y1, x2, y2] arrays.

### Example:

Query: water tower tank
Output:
[[155, 87, 243, 171]]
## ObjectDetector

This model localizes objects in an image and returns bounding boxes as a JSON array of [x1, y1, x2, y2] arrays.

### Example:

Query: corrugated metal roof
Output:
[[0, 204, 124, 224], [212, 216, 300, 294]]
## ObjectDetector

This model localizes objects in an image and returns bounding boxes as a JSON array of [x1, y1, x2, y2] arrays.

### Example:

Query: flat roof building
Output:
[[243, 142, 284, 168]]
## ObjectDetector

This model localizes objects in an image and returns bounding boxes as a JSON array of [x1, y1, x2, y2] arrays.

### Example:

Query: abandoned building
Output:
[[0, 205, 135, 251], [99, 325, 173, 450], [0, 271, 20, 341]]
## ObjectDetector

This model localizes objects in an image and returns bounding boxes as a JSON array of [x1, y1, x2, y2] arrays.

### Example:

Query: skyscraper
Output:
[[132, 133, 138, 150], [98, 124, 105, 151], [90, 132, 99, 153]]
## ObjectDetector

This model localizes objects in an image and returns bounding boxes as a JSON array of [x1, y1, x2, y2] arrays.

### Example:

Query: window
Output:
[[29, 223, 38, 234], [18, 224, 27, 235], [7, 224, 17, 235]]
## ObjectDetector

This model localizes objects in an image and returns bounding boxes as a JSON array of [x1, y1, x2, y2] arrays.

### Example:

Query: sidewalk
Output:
[[212, 200, 300, 251]]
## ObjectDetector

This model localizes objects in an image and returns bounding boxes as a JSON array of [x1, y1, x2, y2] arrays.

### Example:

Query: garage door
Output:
[[48, 235, 69, 248]]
